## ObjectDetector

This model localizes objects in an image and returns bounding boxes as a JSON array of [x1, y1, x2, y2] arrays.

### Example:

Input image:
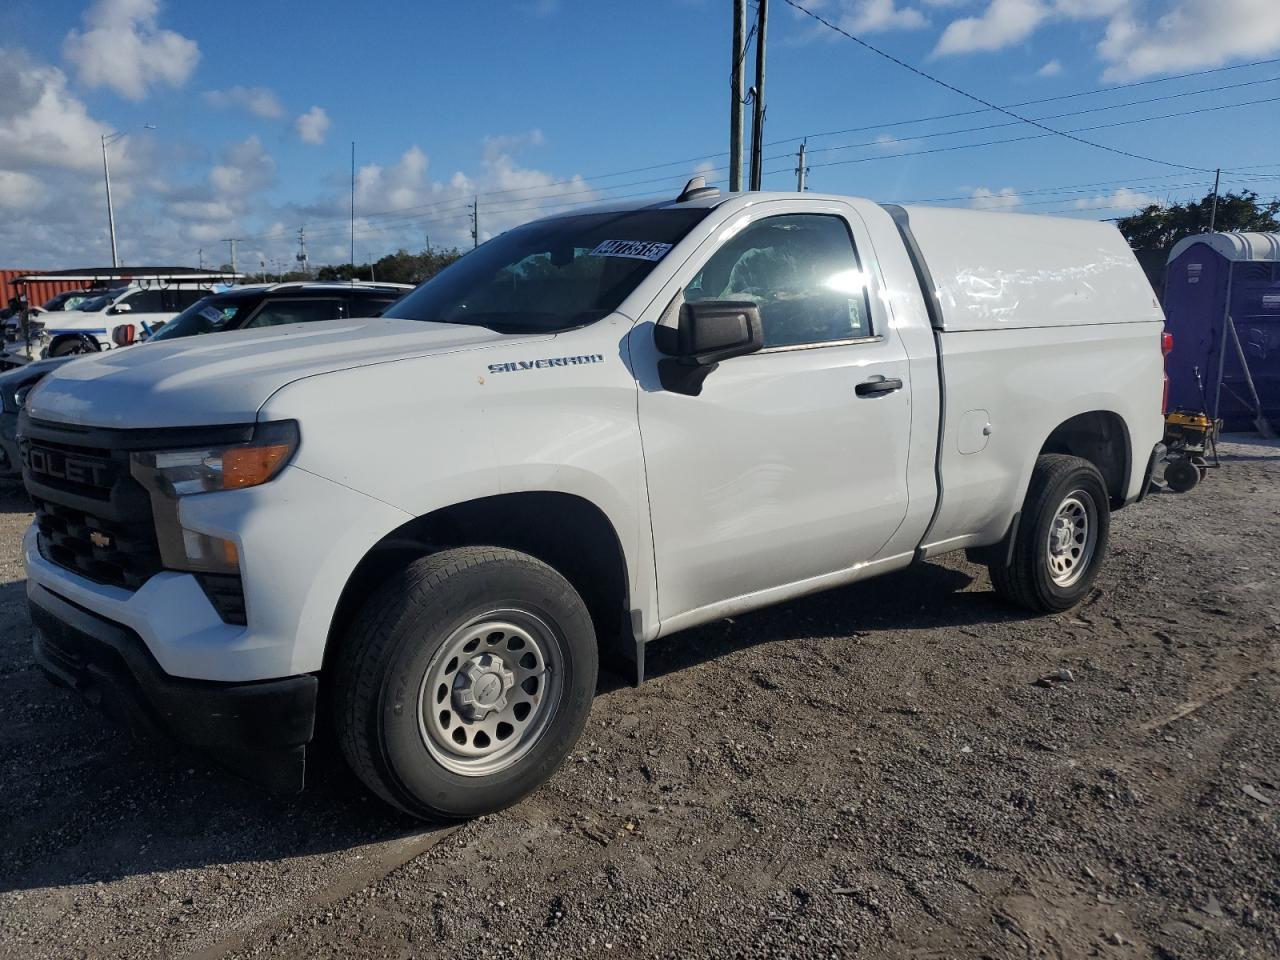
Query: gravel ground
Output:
[[1, 437, 1277, 960]]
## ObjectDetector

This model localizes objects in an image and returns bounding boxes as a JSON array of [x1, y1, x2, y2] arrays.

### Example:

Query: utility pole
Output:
[[470, 197, 479, 249], [296, 225, 309, 276], [730, 0, 747, 192], [99, 125, 155, 269], [749, 0, 768, 191], [198, 247, 204, 270], [1207, 167, 1221, 233], [795, 140, 808, 192], [101, 135, 119, 268], [223, 238, 240, 274], [350, 141, 357, 278]]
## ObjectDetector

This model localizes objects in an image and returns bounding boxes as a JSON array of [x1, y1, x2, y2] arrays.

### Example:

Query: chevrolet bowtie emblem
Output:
[[89, 531, 112, 549]]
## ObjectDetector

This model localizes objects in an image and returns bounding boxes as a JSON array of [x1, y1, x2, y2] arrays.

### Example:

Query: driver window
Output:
[[686, 214, 872, 349], [124, 289, 165, 313]]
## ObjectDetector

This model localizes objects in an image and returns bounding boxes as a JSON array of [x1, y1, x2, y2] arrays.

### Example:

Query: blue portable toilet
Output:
[[1163, 232, 1280, 429]]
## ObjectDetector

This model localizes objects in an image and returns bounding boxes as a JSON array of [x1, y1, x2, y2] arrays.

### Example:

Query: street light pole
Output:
[[100, 125, 155, 269], [101, 134, 119, 268]]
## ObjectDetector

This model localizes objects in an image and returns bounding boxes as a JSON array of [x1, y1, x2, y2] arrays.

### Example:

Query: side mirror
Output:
[[656, 300, 763, 396], [109, 302, 132, 315], [111, 323, 136, 347]]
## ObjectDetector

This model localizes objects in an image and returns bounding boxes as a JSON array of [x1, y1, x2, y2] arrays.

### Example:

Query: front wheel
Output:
[[332, 546, 597, 820], [48, 335, 99, 357], [988, 454, 1110, 613]]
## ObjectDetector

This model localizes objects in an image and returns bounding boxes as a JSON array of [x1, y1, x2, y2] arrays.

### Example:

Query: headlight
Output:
[[129, 421, 299, 573]]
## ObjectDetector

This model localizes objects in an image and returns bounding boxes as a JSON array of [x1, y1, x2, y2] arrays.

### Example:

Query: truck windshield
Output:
[[76, 288, 127, 312], [384, 208, 708, 333]]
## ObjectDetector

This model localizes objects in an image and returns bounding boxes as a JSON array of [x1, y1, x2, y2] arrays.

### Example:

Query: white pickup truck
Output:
[[21, 183, 1166, 819]]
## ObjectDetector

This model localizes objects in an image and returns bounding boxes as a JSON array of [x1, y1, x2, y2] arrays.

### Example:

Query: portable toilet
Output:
[[1163, 232, 1280, 429]]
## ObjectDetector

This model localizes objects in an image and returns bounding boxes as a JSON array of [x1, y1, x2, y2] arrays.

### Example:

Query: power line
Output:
[[779, 0, 1213, 172], [766, 55, 1280, 147], [239, 68, 1278, 246], [780, 94, 1280, 177], [795, 75, 1280, 160]]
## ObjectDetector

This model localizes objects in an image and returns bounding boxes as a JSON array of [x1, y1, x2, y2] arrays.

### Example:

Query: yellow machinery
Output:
[[1162, 410, 1220, 493]]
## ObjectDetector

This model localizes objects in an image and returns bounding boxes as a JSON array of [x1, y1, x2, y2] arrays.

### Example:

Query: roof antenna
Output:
[[678, 176, 721, 203]]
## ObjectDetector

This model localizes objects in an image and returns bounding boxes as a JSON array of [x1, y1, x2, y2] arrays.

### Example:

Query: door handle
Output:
[[855, 376, 904, 397]]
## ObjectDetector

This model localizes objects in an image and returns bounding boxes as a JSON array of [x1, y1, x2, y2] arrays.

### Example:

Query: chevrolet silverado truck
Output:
[[21, 181, 1166, 819]]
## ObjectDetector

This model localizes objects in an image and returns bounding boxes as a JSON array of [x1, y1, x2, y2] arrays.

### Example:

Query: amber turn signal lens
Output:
[[222, 443, 292, 489]]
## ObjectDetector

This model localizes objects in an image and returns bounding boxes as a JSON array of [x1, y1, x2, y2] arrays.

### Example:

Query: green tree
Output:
[[1117, 189, 1280, 253], [316, 247, 463, 285], [1117, 189, 1280, 298]]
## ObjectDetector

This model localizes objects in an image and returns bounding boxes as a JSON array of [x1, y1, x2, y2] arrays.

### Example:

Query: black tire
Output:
[[48, 336, 96, 357], [331, 546, 597, 820], [1164, 457, 1200, 493], [988, 454, 1110, 613]]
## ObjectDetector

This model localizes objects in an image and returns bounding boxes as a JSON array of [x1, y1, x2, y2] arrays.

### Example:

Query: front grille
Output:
[[21, 428, 163, 591], [33, 497, 162, 589]]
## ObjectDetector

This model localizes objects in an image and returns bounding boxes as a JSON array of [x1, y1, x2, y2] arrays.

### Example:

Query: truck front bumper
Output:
[[29, 582, 317, 792]]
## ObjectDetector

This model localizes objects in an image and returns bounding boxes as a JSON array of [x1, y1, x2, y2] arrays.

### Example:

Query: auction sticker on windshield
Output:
[[589, 240, 673, 261]]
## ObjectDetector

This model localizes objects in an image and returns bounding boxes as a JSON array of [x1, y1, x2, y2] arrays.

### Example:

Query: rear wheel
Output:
[[988, 454, 1110, 613], [332, 546, 597, 820]]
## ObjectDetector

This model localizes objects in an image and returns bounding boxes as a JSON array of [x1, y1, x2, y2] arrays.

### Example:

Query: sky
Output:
[[1, 0, 1279, 271]]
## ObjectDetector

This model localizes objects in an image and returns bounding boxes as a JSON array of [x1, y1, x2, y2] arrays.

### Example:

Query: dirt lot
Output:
[[1, 438, 1277, 960]]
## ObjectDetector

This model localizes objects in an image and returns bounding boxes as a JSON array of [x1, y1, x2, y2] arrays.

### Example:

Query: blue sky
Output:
[[1, 0, 1278, 269]]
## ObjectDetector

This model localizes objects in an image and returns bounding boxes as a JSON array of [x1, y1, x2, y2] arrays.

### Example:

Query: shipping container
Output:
[[0, 270, 96, 311]]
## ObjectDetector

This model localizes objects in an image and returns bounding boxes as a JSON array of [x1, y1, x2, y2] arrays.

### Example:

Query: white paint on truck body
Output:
[[22, 191, 1164, 682]]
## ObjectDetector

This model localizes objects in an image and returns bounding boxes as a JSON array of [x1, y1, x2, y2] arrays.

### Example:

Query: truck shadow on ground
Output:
[[630, 560, 1028, 688], [0, 484, 32, 514], [1, 560, 1021, 893]]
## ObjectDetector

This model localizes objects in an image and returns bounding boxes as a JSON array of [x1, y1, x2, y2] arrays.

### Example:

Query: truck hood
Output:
[[27, 317, 548, 429]]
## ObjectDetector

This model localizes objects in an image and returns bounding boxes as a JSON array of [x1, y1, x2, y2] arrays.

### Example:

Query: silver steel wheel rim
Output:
[[1045, 490, 1097, 588], [417, 609, 563, 777]]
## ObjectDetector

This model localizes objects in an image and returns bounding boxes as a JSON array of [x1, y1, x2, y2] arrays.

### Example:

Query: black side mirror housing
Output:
[[656, 300, 764, 396]]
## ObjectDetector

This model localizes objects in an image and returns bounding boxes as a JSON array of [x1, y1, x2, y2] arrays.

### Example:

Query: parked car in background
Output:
[[37, 284, 209, 357], [31, 290, 95, 315], [2, 290, 95, 355], [0, 281, 412, 480]]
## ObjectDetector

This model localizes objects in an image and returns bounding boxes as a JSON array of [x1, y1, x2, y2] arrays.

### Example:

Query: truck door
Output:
[[634, 201, 912, 625]]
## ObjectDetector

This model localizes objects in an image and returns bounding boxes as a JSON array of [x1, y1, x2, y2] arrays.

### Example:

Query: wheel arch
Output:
[[324, 491, 635, 679], [1037, 409, 1132, 509]]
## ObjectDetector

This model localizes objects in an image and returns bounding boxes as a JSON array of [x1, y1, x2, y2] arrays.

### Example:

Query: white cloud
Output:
[[934, 0, 1049, 55], [318, 131, 601, 255], [1099, 0, 1280, 80], [0, 50, 112, 174], [295, 106, 331, 145], [970, 186, 1022, 209], [203, 86, 284, 119], [1036, 58, 1063, 76], [0, 171, 46, 212], [933, 0, 1280, 78], [836, 0, 929, 32], [63, 0, 200, 101], [208, 136, 275, 197], [1073, 186, 1158, 211]]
